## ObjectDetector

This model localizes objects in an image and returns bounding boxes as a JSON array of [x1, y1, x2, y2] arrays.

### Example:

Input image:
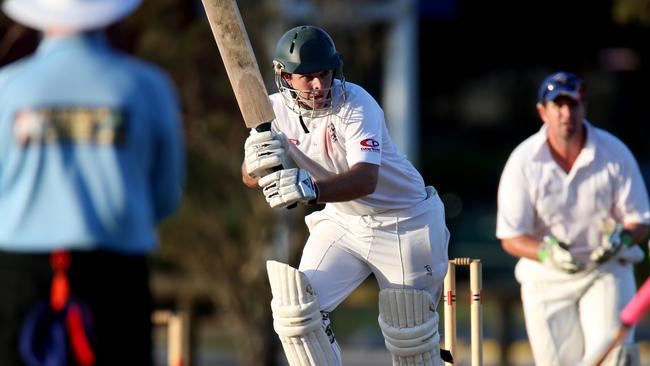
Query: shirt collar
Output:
[[36, 31, 108, 56], [573, 120, 596, 167], [531, 119, 595, 165]]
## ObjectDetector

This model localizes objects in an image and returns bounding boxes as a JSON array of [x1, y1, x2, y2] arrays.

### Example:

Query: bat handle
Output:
[[254, 121, 273, 133], [254, 122, 297, 210]]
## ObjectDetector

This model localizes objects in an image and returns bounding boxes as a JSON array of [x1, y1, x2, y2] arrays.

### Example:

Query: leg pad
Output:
[[267, 260, 336, 366], [378, 288, 441, 366]]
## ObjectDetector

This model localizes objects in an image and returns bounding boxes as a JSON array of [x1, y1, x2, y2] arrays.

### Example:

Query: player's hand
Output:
[[244, 131, 288, 178], [590, 222, 632, 264], [538, 236, 585, 273], [258, 168, 319, 208]]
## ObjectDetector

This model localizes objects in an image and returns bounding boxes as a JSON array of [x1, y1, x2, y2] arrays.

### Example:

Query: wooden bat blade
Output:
[[201, 0, 275, 128]]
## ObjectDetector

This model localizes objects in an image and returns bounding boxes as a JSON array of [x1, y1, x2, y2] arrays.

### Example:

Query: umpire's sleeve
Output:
[[150, 70, 186, 222]]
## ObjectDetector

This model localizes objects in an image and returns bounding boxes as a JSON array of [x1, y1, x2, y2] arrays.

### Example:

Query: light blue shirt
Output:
[[0, 33, 185, 253]]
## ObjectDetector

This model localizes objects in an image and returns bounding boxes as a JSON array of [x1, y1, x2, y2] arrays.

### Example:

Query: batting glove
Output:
[[244, 130, 290, 178], [590, 223, 633, 264], [538, 236, 584, 273], [258, 168, 319, 209]]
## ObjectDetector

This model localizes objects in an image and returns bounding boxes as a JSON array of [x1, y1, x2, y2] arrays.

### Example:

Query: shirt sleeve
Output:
[[0, 61, 27, 173], [496, 150, 536, 239], [343, 102, 383, 167], [614, 144, 650, 225], [147, 70, 185, 222]]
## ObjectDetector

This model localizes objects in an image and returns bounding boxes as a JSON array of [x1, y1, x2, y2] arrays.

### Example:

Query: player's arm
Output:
[[149, 71, 185, 221], [594, 143, 650, 257], [500, 235, 541, 261], [503, 234, 584, 273], [591, 221, 650, 264], [258, 163, 378, 209], [312, 162, 378, 203]]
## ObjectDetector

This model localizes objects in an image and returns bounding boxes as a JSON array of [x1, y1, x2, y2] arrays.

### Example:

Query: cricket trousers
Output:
[[299, 186, 450, 364], [517, 258, 637, 366]]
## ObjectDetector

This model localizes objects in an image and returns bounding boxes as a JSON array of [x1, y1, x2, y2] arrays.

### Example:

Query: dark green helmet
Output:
[[273, 25, 343, 75]]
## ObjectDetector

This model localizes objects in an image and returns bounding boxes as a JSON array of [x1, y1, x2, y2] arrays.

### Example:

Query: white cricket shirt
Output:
[[270, 81, 426, 215], [496, 120, 650, 263]]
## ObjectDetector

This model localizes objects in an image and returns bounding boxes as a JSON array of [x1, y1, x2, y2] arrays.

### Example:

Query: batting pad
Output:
[[266, 260, 336, 366], [378, 289, 441, 366]]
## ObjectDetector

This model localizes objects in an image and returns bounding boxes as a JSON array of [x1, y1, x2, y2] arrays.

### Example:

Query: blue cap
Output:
[[538, 71, 585, 103]]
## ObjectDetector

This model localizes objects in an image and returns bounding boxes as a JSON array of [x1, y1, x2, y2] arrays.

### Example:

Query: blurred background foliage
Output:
[[2, 0, 650, 365]]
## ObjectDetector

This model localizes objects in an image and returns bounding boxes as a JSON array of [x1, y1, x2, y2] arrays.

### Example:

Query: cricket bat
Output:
[[582, 276, 650, 366], [201, 0, 309, 209], [200, 0, 275, 132]]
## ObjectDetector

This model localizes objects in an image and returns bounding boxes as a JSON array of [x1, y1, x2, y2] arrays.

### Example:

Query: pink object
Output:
[[620, 277, 650, 326]]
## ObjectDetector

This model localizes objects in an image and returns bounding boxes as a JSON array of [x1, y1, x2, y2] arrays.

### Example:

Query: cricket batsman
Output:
[[241, 25, 450, 365]]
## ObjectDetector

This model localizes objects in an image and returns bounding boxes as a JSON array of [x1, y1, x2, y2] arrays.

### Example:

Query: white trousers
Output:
[[299, 186, 450, 364], [518, 260, 636, 366]]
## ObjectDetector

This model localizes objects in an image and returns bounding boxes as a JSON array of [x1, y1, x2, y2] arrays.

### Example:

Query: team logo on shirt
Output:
[[14, 107, 126, 146], [425, 265, 433, 276], [360, 138, 380, 152], [328, 123, 338, 143]]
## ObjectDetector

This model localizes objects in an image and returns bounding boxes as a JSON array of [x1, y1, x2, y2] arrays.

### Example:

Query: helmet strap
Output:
[[298, 115, 310, 133]]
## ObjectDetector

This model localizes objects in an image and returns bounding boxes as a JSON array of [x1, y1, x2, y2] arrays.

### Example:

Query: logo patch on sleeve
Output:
[[360, 138, 380, 152], [14, 107, 126, 146]]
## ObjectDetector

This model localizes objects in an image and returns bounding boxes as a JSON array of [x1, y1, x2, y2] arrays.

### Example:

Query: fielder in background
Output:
[[0, 0, 185, 365], [242, 25, 450, 366], [496, 71, 650, 366]]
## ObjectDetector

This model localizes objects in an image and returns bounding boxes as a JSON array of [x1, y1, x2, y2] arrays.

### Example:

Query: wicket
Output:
[[152, 310, 188, 366], [443, 258, 483, 366]]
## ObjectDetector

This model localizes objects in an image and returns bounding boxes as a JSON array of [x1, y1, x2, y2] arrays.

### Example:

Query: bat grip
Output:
[[254, 122, 273, 133], [254, 122, 297, 210], [620, 276, 650, 326]]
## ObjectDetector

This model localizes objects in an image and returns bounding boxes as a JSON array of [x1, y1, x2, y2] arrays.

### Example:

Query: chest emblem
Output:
[[328, 123, 338, 143]]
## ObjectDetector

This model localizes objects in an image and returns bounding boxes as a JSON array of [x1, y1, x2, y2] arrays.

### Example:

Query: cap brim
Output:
[[2, 0, 142, 31], [544, 90, 581, 103]]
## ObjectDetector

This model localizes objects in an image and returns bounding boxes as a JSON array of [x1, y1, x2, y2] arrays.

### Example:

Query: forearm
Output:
[[501, 235, 543, 261], [314, 162, 378, 203]]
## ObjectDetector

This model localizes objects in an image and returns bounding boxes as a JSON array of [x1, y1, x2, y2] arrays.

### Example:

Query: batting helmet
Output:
[[273, 25, 346, 118], [273, 25, 343, 75]]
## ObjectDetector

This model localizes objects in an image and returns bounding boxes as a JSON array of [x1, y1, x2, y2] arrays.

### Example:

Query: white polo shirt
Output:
[[270, 81, 426, 215], [496, 120, 650, 264]]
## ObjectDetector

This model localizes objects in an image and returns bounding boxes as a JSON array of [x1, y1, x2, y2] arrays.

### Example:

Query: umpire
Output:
[[0, 0, 185, 365]]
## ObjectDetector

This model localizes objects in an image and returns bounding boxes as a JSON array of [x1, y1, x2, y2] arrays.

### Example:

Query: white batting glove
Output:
[[258, 168, 318, 209], [590, 222, 632, 264], [244, 131, 289, 178], [538, 236, 585, 273]]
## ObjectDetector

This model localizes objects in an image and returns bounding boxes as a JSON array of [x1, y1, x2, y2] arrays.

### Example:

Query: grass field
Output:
[[153, 276, 650, 365], [154, 335, 650, 366]]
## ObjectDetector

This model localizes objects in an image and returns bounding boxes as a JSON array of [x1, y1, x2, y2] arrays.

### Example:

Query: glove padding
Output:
[[244, 131, 288, 178], [590, 222, 633, 264], [538, 236, 584, 273], [258, 168, 318, 209]]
